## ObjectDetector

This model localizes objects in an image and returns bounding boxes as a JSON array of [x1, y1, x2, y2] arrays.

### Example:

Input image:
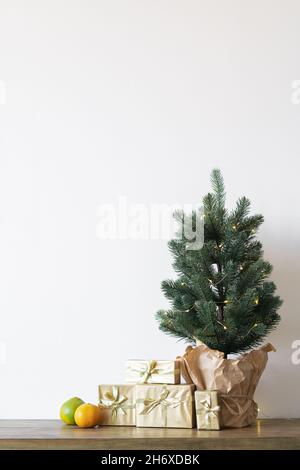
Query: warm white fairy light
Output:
[[245, 322, 259, 336], [176, 302, 197, 313], [217, 320, 228, 330], [216, 299, 231, 305]]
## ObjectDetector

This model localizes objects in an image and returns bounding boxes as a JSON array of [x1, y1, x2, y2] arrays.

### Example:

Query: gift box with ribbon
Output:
[[125, 360, 180, 384], [195, 390, 221, 430], [98, 384, 136, 426], [136, 384, 195, 428]]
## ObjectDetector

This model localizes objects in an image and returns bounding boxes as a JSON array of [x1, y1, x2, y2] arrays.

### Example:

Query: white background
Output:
[[0, 0, 299, 419]]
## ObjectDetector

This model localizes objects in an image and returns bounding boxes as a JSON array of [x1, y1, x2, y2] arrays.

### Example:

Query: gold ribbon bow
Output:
[[131, 360, 160, 383], [99, 386, 128, 420], [139, 387, 182, 426], [199, 396, 220, 427]]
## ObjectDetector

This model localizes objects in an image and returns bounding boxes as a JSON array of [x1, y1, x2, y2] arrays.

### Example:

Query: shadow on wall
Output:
[[256, 244, 300, 418]]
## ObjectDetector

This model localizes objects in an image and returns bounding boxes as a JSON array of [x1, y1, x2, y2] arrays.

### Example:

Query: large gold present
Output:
[[98, 384, 136, 426], [125, 360, 180, 384], [195, 390, 221, 430], [136, 384, 195, 428]]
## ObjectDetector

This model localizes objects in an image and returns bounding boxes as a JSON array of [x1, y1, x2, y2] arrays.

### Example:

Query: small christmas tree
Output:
[[156, 169, 282, 357]]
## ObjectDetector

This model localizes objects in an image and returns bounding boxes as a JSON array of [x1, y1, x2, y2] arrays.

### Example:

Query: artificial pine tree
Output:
[[156, 169, 282, 357]]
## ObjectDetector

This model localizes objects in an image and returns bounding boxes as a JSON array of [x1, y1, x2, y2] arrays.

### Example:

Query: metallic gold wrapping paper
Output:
[[98, 384, 136, 426], [125, 360, 180, 384], [195, 390, 221, 430], [136, 384, 195, 428]]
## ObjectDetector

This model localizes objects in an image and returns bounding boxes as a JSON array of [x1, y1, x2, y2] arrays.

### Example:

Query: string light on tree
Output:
[[177, 302, 197, 313], [245, 322, 259, 336], [217, 320, 228, 330]]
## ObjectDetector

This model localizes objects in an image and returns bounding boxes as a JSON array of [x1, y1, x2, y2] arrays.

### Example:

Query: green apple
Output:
[[60, 397, 84, 425]]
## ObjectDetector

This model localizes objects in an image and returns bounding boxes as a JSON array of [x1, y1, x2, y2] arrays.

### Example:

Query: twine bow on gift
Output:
[[139, 387, 182, 427], [198, 395, 220, 427], [99, 386, 128, 421]]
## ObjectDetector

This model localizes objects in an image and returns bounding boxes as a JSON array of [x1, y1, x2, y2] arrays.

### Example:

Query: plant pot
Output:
[[177, 342, 275, 428]]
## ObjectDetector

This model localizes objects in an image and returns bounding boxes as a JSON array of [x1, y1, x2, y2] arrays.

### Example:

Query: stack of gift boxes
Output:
[[98, 359, 221, 430]]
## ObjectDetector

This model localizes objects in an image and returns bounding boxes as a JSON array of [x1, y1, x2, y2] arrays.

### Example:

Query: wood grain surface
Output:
[[0, 419, 299, 450]]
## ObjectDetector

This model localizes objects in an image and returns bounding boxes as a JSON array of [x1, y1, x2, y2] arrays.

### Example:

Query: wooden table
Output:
[[0, 419, 299, 450]]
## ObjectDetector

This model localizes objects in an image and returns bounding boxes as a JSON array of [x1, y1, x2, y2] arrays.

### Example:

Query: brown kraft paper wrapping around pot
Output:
[[177, 342, 276, 428]]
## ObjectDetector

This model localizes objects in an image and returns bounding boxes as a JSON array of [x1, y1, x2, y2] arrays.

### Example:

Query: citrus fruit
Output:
[[60, 397, 84, 425], [74, 403, 102, 428]]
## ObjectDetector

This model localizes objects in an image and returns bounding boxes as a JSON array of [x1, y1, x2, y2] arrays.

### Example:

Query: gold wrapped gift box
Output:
[[136, 384, 195, 428], [98, 384, 136, 426], [195, 390, 221, 430], [125, 360, 180, 384]]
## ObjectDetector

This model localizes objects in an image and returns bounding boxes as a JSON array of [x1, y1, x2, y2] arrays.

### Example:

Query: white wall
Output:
[[0, 0, 299, 419]]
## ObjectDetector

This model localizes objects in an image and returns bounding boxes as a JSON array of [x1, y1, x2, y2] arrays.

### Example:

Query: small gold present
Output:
[[98, 384, 136, 426], [136, 384, 195, 428], [125, 359, 180, 384], [195, 390, 221, 430]]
